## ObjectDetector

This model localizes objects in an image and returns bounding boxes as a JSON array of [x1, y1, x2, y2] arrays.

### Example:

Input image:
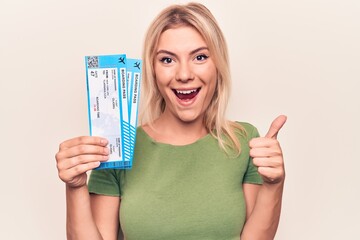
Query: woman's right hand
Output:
[[55, 136, 109, 188]]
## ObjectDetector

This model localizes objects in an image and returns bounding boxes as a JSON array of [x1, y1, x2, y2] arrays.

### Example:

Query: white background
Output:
[[0, 0, 359, 239]]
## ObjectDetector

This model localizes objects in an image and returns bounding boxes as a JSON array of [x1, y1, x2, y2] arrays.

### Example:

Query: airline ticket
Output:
[[85, 54, 141, 169]]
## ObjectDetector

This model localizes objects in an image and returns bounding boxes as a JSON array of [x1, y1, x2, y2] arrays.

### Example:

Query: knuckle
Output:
[[76, 155, 84, 164], [74, 165, 86, 175], [249, 149, 257, 157], [78, 145, 87, 154], [258, 166, 266, 175], [58, 171, 67, 182], [249, 137, 260, 146], [276, 149, 282, 155], [274, 140, 281, 148], [59, 142, 65, 150], [55, 152, 61, 161], [56, 160, 67, 173], [77, 155, 88, 164], [79, 136, 87, 143], [69, 157, 78, 166], [274, 156, 283, 165], [73, 165, 82, 175], [56, 161, 62, 171], [270, 149, 282, 157], [267, 139, 275, 146]]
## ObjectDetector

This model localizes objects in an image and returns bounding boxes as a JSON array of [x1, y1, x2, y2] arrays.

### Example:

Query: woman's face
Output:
[[154, 26, 217, 124]]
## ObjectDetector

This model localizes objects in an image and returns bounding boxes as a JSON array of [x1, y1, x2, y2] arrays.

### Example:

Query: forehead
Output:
[[157, 26, 208, 52]]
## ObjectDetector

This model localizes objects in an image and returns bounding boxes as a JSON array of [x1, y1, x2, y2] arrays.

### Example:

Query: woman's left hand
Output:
[[249, 115, 287, 184]]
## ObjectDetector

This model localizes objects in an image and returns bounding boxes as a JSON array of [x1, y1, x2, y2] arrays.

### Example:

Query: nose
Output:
[[175, 62, 194, 82]]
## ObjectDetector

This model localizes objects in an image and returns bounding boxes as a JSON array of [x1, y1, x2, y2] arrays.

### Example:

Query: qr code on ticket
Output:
[[87, 56, 99, 68]]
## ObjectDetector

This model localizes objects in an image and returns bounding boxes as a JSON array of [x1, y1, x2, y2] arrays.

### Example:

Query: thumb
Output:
[[265, 115, 287, 139]]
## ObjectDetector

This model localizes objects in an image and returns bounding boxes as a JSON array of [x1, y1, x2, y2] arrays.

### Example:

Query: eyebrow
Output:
[[156, 47, 209, 57]]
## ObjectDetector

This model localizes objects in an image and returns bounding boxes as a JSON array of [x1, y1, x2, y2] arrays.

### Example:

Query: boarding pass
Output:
[[85, 55, 142, 169]]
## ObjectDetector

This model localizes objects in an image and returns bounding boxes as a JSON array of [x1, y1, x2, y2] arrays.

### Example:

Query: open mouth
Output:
[[172, 88, 201, 100]]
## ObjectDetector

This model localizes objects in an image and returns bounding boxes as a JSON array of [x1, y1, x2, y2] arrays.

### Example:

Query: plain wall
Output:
[[0, 0, 359, 239]]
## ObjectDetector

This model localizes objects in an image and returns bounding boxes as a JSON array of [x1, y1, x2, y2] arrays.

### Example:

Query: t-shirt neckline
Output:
[[138, 126, 212, 148]]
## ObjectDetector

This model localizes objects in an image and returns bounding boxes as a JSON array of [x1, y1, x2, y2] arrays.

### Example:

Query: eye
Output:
[[195, 54, 209, 62], [160, 57, 173, 64]]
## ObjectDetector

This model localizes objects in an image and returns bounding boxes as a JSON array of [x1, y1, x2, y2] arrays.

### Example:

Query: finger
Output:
[[59, 136, 108, 150], [257, 166, 284, 184], [57, 144, 109, 161], [68, 162, 101, 177], [265, 115, 287, 139], [249, 137, 279, 148], [58, 154, 109, 171], [59, 162, 101, 182], [252, 156, 283, 168], [250, 147, 282, 158]]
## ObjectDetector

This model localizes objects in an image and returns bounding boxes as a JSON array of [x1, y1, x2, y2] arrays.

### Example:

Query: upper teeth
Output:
[[176, 89, 197, 94]]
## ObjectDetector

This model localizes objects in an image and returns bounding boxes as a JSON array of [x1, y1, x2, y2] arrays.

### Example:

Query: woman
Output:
[[56, 3, 286, 240]]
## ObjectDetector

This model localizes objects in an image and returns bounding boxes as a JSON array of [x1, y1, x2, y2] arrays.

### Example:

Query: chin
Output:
[[176, 111, 203, 124]]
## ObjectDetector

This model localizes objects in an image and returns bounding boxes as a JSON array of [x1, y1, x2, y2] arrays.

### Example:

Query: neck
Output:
[[145, 110, 208, 145]]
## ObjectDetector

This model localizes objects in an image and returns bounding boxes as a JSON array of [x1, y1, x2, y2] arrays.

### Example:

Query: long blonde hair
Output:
[[140, 2, 245, 155]]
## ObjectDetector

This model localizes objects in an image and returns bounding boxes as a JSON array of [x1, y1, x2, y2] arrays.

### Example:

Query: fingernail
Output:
[[100, 139, 108, 145]]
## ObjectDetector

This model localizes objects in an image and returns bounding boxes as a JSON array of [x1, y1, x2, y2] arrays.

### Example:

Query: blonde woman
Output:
[[56, 3, 287, 240]]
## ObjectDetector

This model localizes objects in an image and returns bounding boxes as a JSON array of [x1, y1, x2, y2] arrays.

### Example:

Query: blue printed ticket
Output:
[[85, 55, 142, 169], [127, 59, 142, 162]]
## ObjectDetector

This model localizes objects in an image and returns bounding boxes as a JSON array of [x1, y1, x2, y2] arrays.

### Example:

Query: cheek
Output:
[[203, 68, 217, 92], [154, 66, 172, 86], [207, 81, 217, 104], [199, 62, 217, 83], [204, 71, 218, 102], [155, 75, 171, 100]]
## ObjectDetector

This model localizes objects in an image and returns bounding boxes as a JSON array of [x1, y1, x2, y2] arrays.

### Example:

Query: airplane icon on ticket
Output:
[[119, 57, 125, 64], [134, 62, 140, 70]]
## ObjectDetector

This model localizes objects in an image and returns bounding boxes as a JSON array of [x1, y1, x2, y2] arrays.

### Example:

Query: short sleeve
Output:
[[243, 125, 263, 185], [88, 169, 121, 196]]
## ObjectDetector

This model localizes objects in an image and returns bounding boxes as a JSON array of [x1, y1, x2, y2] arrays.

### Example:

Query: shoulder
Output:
[[234, 121, 257, 132], [232, 121, 260, 140]]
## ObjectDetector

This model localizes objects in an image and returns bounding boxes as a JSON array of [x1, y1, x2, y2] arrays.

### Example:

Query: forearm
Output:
[[241, 182, 284, 240], [66, 185, 103, 240]]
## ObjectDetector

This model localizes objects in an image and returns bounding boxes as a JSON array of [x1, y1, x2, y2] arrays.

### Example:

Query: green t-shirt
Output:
[[88, 122, 262, 240]]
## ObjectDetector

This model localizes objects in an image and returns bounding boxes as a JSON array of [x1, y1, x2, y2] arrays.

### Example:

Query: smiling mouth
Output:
[[172, 88, 201, 100]]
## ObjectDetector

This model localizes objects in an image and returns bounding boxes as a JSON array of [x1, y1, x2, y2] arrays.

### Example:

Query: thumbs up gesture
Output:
[[249, 115, 287, 184]]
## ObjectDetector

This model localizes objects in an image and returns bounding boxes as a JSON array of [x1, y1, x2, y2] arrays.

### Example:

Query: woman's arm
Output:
[[90, 194, 121, 240], [241, 115, 287, 240], [56, 136, 119, 240], [66, 186, 103, 240], [242, 183, 261, 220], [241, 182, 284, 240], [65, 183, 120, 240]]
